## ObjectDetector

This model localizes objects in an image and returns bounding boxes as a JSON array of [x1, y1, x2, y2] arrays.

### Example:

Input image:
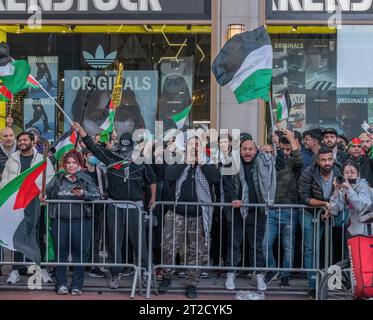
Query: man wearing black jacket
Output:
[[223, 134, 285, 292], [298, 146, 342, 298], [158, 136, 220, 299], [73, 123, 157, 290], [322, 128, 348, 166]]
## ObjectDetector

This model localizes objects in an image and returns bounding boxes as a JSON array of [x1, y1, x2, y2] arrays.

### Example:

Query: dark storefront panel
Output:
[[7, 31, 211, 137]]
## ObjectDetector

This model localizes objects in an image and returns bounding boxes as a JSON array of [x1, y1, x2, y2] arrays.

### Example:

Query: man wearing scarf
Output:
[[158, 135, 220, 299]]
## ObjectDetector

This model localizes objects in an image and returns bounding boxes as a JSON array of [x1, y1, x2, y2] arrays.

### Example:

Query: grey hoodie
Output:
[[330, 178, 373, 236]]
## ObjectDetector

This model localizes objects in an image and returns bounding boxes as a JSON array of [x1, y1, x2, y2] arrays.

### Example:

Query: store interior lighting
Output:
[[227, 24, 245, 39]]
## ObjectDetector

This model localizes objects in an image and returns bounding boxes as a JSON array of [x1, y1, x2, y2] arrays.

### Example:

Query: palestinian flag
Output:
[[100, 100, 115, 143], [276, 94, 288, 122], [0, 160, 46, 264], [172, 103, 192, 129], [0, 84, 13, 102], [0, 60, 31, 94], [54, 130, 78, 161], [23, 74, 40, 90], [212, 26, 273, 103]]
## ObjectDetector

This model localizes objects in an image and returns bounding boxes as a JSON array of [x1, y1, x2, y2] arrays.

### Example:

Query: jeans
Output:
[[300, 211, 324, 289], [51, 218, 92, 290], [263, 208, 298, 278]]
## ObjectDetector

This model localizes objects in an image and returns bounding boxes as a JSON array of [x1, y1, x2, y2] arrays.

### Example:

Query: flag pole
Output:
[[9, 57, 74, 125], [41, 143, 49, 205], [268, 91, 276, 134], [37, 83, 74, 126]]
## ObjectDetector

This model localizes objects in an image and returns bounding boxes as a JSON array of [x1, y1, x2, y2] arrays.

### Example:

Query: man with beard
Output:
[[347, 138, 365, 167], [1, 132, 54, 285], [298, 147, 342, 299], [72, 122, 156, 290], [351, 135, 373, 188], [359, 132, 373, 157], [322, 128, 348, 166]]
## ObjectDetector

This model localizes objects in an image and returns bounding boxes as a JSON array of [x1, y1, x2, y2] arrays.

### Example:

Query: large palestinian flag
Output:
[[212, 26, 273, 103], [0, 161, 46, 264]]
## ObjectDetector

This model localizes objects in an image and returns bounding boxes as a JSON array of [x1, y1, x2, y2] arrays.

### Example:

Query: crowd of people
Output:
[[0, 121, 373, 299]]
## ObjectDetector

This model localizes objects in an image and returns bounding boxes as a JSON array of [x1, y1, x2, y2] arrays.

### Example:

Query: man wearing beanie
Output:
[[73, 122, 156, 289]]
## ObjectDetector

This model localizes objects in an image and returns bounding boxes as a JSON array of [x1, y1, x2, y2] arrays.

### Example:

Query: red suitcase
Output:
[[348, 235, 373, 299]]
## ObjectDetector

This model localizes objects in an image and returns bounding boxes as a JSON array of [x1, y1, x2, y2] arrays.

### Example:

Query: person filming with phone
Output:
[[45, 150, 99, 296], [330, 160, 373, 237]]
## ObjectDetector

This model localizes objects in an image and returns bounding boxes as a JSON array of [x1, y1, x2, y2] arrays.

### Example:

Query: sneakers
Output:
[[71, 288, 82, 296], [199, 271, 209, 279], [158, 278, 172, 294], [89, 267, 107, 278], [108, 273, 121, 289], [120, 267, 135, 278], [225, 272, 236, 290], [57, 285, 69, 295], [186, 285, 198, 299], [256, 274, 267, 291], [264, 271, 279, 285], [6, 270, 20, 285], [279, 277, 290, 288], [40, 269, 53, 284]]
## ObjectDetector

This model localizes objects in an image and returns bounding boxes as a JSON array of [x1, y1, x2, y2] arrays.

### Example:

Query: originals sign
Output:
[[267, 0, 373, 21]]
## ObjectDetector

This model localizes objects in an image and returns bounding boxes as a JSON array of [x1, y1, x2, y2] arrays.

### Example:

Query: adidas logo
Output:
[[83, 45, 117, 69]]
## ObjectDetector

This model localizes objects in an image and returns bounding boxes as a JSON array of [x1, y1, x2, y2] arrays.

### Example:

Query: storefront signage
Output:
[[267, 0, 373, 21], [0, 0, 211, 21]]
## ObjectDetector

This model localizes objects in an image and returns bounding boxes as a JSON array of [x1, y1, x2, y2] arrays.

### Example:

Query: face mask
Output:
[[87, 155, 100, 166], [348, 179, 357, 185]]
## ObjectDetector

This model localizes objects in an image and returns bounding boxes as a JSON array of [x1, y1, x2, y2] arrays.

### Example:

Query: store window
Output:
[[268, 26, 373, 139], [5, 25, 211, 140]]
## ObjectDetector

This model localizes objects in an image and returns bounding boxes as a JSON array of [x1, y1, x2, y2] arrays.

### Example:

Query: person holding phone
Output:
[[330, 160, 373, 237], [45, 150, 99, 295]]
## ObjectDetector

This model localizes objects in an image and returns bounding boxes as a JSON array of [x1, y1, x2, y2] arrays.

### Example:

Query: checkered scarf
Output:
[[175, 165, 213, 244]]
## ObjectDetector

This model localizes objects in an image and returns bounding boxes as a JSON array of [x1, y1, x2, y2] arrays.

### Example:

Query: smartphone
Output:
[[362, 122, 373, 135]]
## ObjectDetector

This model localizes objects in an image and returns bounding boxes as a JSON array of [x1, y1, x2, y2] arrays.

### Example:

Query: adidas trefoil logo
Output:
[[83, 45, 117, 69]]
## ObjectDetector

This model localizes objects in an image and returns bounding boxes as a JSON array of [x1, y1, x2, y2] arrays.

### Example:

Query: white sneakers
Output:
[[256, 274, 267, 291], [6, 268, 53, 285], [6, 270, 20, 284], [225, 272, 267, 291], [225, 272, 236, 290]]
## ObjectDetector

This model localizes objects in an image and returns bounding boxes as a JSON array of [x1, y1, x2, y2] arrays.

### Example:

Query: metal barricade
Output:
[[0, 200, 145, 298], [146, 201, 333, 299]]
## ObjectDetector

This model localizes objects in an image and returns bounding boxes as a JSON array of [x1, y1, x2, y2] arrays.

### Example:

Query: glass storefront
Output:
[[267, 25, 373, 139], [1, 24, 211, 140]]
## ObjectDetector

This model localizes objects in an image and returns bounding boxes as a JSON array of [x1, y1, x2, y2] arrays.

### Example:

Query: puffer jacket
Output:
[[46, 171, 100, 220], [330, 178, 373, 236], [0, 148, 55, 189], [298, 163, 342, 205]]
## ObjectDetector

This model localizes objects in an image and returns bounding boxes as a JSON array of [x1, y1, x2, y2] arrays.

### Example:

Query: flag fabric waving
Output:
[[212, 25, 273, 104], [0, 60, 31, 94], [172, 103, 192, 129], [54, 130, 78, 161], [0, 161, 46, 264], [100, 100, 115, 143]]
